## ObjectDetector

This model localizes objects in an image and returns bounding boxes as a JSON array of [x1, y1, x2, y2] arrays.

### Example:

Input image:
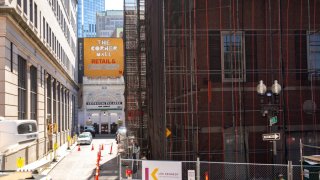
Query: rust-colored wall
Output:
[[146, 0, 320, 163]]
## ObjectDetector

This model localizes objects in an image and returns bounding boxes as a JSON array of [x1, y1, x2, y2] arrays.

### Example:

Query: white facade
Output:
[[0, 0, 78, 170], [78, 77, 125, 134]]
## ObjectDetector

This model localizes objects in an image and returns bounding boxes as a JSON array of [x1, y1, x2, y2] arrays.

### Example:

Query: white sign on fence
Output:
[[142, 161, 182, 180], [188, 170, 195, 180]]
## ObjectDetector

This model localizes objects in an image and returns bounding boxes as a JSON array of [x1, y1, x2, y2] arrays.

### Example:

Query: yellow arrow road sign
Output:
[[151, 168, 158, 180], [166, 128, 171, 137]]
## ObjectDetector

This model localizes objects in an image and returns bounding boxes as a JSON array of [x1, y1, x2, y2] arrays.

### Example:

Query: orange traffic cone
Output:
[[91, 144, 94, 151], [101, 144, 104, 150], [78, 145, 81, 151]]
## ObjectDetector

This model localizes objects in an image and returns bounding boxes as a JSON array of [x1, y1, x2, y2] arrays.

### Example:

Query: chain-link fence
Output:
[[119, 158, 317, 180]]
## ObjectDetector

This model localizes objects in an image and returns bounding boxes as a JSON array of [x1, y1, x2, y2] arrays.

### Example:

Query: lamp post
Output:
[[257, 80, 281, 161]]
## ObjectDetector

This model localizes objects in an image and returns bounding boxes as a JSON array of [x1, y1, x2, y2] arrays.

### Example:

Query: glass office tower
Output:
[[77, 0, 105, 37]]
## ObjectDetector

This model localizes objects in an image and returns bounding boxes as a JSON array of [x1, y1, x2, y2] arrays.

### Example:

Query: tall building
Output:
[[96, 10, 123, 37], [142, 0, 320, 167], [0, 0, 78, 170], [77, 0, 105, 37]]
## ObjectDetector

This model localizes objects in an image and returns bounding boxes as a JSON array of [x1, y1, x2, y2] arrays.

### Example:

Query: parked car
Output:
[[81, 132, 93, 140], [84, 125, 96, 137], [77, 133, 92, 145]]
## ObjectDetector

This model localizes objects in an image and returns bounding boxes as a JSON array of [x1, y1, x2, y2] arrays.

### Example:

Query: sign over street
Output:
[[262, 133, 280, 141]]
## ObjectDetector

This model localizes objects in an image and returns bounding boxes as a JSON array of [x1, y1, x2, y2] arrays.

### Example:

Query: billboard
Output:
[[83, 38, 123, 77]]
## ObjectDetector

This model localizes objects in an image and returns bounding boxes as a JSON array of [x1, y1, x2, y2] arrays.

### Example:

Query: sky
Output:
[[105, 0, 123, 10]]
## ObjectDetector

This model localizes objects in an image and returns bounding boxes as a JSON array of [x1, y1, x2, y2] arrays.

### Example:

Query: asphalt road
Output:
[[48, 137, 118, 180]]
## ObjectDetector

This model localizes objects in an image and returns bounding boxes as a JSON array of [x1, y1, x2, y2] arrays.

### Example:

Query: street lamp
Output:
[[257, 80, 282, 161], [256, 80, 281, 126]]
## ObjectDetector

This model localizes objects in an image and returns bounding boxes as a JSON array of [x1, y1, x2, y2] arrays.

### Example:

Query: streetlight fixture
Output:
[[256, 80, 281, 126], [257, 80, 282, 160]]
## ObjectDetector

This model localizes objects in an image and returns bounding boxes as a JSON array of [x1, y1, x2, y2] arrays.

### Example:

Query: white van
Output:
[[0, 118, 38, 153]]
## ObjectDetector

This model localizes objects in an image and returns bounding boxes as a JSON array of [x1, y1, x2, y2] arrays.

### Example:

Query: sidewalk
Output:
[[17, 142, 77, 178], [41, 143, 77, 176]]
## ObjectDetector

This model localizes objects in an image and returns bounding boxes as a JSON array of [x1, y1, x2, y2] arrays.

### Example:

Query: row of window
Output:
[[17, 0, 38, 28], [18, 56, 72, 131], [17, 0, 75, 77], [17, 56, 38, 120], [217, 31, 320, 82], [46, 74, 71, 131], [42, 17, 70, 71], [48, 0, 76, 41]]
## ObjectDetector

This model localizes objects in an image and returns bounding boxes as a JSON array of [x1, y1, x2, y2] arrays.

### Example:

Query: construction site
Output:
[[124, 0, 320, 165]]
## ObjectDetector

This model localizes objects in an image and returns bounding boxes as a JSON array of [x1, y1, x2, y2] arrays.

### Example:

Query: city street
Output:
[[48, 136, 118, 180]]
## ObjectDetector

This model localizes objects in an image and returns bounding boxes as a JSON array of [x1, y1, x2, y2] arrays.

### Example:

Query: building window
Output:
[[43, 17, 45, 39], [34, 3, 37, 28], [29, 0, 33, 22], [308, 32, 320, 77], [65, 91, 68, 130], [47, 74, 51, 118], [61, 88, 64, 130], [46, 23, 49, 43], [40, 66, 43, 87], [17, 0, 21, 7], [23, 0, 27, 14], [49, 27, 51, 47], [221, 31, 245, 82], [57, 83, 61, 132], [72, 95, 75, 133], [10, 42, 13, 72], [18, 56, 27, 119], [30, 65, 37, 120], [52, 79, 56, 127], [67, 93, 69, 130]]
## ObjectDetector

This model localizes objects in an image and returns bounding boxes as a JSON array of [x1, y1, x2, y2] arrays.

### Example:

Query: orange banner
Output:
[[84, 38, 123, 77]]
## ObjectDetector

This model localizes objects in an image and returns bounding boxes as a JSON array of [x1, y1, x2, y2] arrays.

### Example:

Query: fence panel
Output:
[[198, 162, 288, 180], [120, 158, 304, 180], [120, 159, 143, 179]]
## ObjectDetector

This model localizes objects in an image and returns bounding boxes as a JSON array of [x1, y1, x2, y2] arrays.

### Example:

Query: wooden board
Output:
[[304, 155, 320, 163]]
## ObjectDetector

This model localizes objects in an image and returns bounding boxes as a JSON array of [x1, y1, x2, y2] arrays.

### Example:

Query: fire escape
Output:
[[124, 0, 147, 148]]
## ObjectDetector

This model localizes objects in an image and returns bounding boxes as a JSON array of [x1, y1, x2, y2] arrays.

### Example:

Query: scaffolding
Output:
[[145, 0, 320, 164], [124, 0, 147, 149]]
